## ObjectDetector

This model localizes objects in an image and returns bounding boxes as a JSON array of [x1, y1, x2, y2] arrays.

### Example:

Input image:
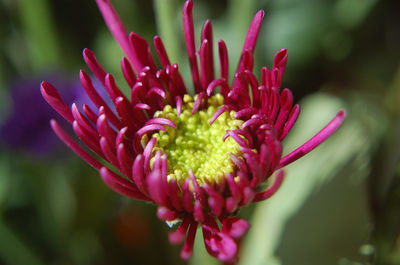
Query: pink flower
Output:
[[41, 0, 345, 262]]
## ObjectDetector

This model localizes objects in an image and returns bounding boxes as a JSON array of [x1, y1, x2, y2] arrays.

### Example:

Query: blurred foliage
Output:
[[0, 0, 399, 264]]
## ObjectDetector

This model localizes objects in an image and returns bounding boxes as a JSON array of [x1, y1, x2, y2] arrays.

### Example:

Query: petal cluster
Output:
[[41, 0, 345, 262]]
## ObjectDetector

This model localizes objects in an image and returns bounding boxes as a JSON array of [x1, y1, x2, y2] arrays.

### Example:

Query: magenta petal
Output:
[[117, 143, 132, 178], [99, 167, 149, 201], [212, 234, 237, 263], [72, 120, 103, 157], [274, 88, 293, 133], [279, 104, 300, 141], [144, 117, 177, 129], [206, 78, 228, 97], [51, 120, 102, 170], [203, 184, 225, 217], [153, 35, 171, 68], [253, 170, 285, 202], [115, 97, 139, 132], [225, 197, 238, 213], [133, 124, 165, 153], [95, 0, 140, 72], [202, 224, 238, 263], [79, 70, 122, 129], [180, 221, 198, 260], [82, 104, 98, 124], [193, 200, 205, 223], [222, 218, 250, 239], [199, 39, 213, 90], [175, 95, 183, 116], [105, 74, 125, 102], [241, 186, 255, 205], [243, 9, 264, 53], [169, 216, 191, 244], [182, 179, 194, 213], [100, 136, 119, 168], [201, 20, 214, 84], [146, 169, 167, 205], [71, 104, 96, 135], [279, 110, 346, 168], [218, 40, 229, 80], [128, 32, 157, 71], [192, 92, 206, 114], [236, 10, 264, 72], [157, 206, 179, 221], [132, 154, 148, 196], [121, 57, 136, 88], [147, 87, 166, 99], [142, 137, 157, 174], [183, 0, 201, 93], [210, 105, 231, 125], [96, 113, 117, 141], [83, 48, 107, 86], [272, 48, 288, 84], [40, 81, 74, 123]]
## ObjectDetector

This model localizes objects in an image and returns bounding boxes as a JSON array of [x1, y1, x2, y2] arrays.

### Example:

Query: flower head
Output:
[[41, 0, 345, 262]]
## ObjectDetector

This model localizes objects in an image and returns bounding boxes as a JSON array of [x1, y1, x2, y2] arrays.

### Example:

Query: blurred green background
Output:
[[0, 0, 399, 264]]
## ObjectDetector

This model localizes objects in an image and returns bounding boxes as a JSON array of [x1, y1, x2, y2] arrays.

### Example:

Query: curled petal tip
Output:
[[157, 207, 179, 221], [275, 48, 288, 60], [153, 35, 160, 42], [99, 166, 108, 177], [180, 250, 192, 260], [338, 109, 347, 118], [184, 0, 193, 12], [40, 80, 52, 92], [40, 82, 49, 96], [253, 170, 285, 202], [332, 109, 347, 127], [256, 9, 265, 18], [49, 118, 57, 127], [114, 96, 124, 105], [169, 231, 185, 245], [222, 218, 250, 239], [82, 48, 94, 60]]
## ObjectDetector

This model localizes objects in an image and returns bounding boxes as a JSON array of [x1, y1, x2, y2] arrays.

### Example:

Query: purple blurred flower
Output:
[[41, 0, 345, 262], [0, 73, 81, 156]]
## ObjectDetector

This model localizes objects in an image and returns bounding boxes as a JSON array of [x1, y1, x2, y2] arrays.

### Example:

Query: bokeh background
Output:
[[0, 0, 399, 264]]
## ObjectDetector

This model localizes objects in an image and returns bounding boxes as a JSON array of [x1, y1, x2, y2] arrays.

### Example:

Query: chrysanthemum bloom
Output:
[[41, 0, 345, 262]]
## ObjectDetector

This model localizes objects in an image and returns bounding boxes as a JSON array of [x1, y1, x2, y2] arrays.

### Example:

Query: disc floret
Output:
[[150, 94, 243, 186]]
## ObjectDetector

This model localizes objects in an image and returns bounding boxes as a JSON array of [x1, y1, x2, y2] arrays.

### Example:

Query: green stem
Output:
[[18, 0, 61, 70]]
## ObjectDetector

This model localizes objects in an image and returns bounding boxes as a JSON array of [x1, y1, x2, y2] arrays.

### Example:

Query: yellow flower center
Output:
[[149, 94, 242, 185]]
